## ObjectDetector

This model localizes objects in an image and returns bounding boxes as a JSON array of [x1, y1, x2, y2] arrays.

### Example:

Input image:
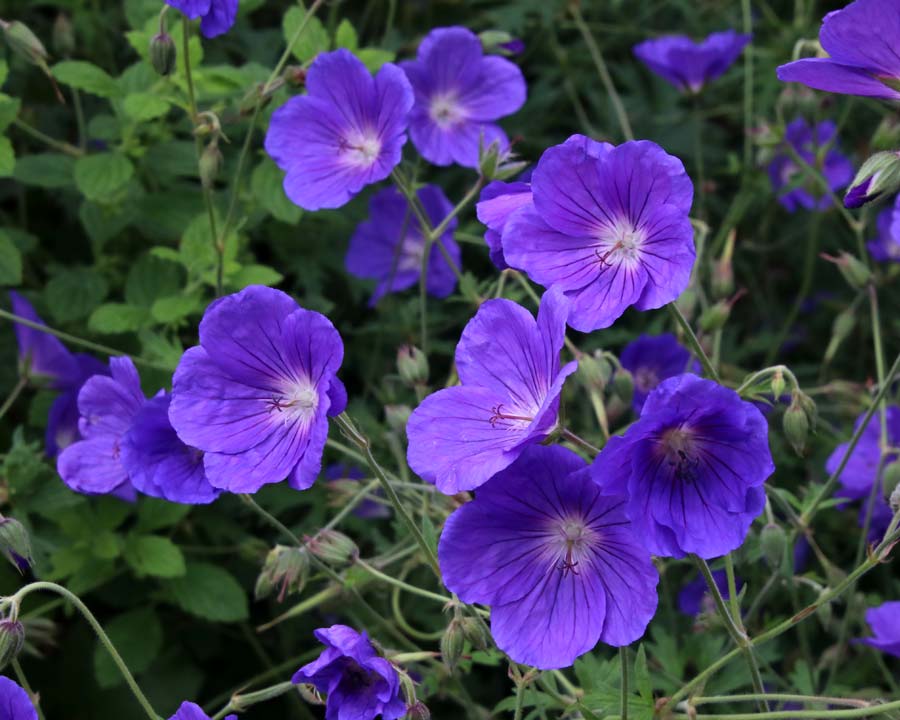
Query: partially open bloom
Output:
[[169, 701, 235, 720], [826, 406, 900, 501], [440, 445, 659, 669], [345, 185, 461, 306], [122, 394, 220, 505], [400, 26, 526, 167], [590, 374, 774, 559], [265, 49, 413, 211], [406, 288, 576, 494], [0, 676, 38, 720], [165, 0, 238, 39], [476, 177, 532, 269], [633, 30, 751, 93], [619, 333, 700, 413], [56, 357, 144, 501], [868, 196, 900, 262], [678, 569, 742, 616], [503, 135, 695, 332], [767, 119, 853, 212], [776, 0, 900, 102], [856, 601, 900, 657], [169, 286, 345, 494], [293, 625, 406, 720]]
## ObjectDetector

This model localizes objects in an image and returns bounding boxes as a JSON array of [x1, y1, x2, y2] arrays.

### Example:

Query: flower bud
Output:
[[479, 138, 502, 181], [871, 117, 900, 152], [0, 518, 32, 573], [0, 620, 24, 672], [824, 308, 857, 365], [440, 618, 465, 672], [150, 32, 176, 76], [479, 30, 524, 56], [844, 150, 900, 208], [783, 396, 809, 456], [884, 460, 900, 501], [52, 14, 74, 58], [821, 252, 871, 290], [397, 345, 429, 387], [459, 616, 490, 651], [711, 230, 735, 300], [890, 482, 900, 513], [699, 300, 731, 333], [307, 530, 358, 566], [770, 369, 786, 403], [577, 352, 613, 392], [384, 404, 411, 435], [199, 141, 223, 189], [255, 545, 309, 602], [0, 20, 49, 67], [760, 522, 786, 569], [612, 368, 634, 406], [407, 702, 431, 720]]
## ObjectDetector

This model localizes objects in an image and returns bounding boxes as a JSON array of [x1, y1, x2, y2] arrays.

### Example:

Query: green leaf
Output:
[[91, 531, 121, 560], [179, 213, 239, 284], [93, 608, 163, 689], [88, 302, 149, 334], [136, 499, 191, 533], [44, 267, 109, 323], [52, 60, 120, 99], [13, 153, 75, 188], [0, 232, 22, 285], [150, 295, 202, 323], [335, 19, 358, 50], [125, 254, 184, 307], [0, 93, 21, 131], [633, 644, 652, 703], [0, 136, 14, 178], [0, 60, 8, 86], [123, 92, 170, 122], [250, 157, 302, 224], [74, 153, 134, 202], [163, 562, 249, 622], [124, 535, 186, 578], [283, 8, 328, 63], [227, 264, 284, 289], [357, 48, 395, 72]]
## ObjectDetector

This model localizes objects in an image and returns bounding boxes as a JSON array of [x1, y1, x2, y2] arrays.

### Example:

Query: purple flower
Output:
[[439, 445, 659, 669], [406, 288, 577, 494], [620, 333, 700, 413], [476, 178, 532, 269], [169, 701, 235, 720], [121, 394, 220, 505], [325, 464, 390, 519], [264, 49, 413, 211], [46, 354, 110, 457], [826, 406, 900, 501], [345, 185, 461, 306], [56, 357, 144, 501], [678, 569, 742, 616], [868, 196, 900, 262], [169, 286, 345, 494], [633, 30, 751, 93], [776, 0, 900, 101], [293, 625, 406, 720], [590, 374, 774, 559], [503, 135, 695, 332], [165, 0, 238, 38], [767, 119, 853, 212], [856, 601, 900, 657], [400, 26, 526, 168], [0, 677, 38, 720]]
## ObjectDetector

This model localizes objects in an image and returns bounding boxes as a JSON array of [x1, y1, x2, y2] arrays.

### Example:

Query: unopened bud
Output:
[[459, 616, 490, 651], [283, 65, 306, 87], [0, 518, 32, 573], [255, 545, 309, 601], [699, 300, 731, 333], [825, 308, 856, 364], [0, 620, 24, 672], [407, 701, 431, 720], [52, 14, 74, 58], [150, 32, 176, 76], [783, 396, 809, 456], [397, 345, 429, 386], [307, 530, 358, 566], [199, 141, 223, 189], [844, 150, 900, 208], [612, 368, 634, 406], [440, 618, 465, 672], [770, 369, 786, 402], [385, 404, 411, 435], [821, 252, 871, 290], [871, 118, 900, 152], [885, 460, 900, 501], [760, 522, 786, 569], [577, 352, 613, 392], [477, 136, 527, 181], [711, 230, 735, 300], [478, 30, 524, 56], [0, 20, 48, 67]]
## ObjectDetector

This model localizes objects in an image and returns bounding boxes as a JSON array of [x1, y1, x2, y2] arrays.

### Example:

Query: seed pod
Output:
[[150, 32, 176, 76], [397, 345, 429, 387]]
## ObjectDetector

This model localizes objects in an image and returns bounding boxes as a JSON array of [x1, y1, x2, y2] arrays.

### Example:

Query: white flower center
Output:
[[552, 517, 595, 576], [397, 235, 426, 273], [267, 379, 319, 425], [340, 129, 382, 168], [595, 219, 645, 269], [428, 93, 465, 129]]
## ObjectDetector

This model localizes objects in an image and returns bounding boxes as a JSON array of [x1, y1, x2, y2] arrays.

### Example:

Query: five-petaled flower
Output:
[[406, 288, 577, 494], [439, 445, 659, 669], [619, 332, 700, 413], [169, 285, 346, 494], [165, 0, 239, 39], [590, 374, 774, 559], [503, 134, 695, 332], [633, 30, 751, 93], [400, 26, 526, 168], [476, 176, 532, 270], [265, 49, 413, 211]]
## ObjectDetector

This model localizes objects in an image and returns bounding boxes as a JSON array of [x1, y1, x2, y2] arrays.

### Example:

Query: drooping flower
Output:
[[826, 406, 900, 501], [400, 26, 526, 168], [502, 135, 695, 332], [678, 568, 742, 616], [293, 625, 406, 720], [324, 464, 390, 519], [633, 30, 751, 93], [619, 333, 700, 413], [169, 701, 236, 720], [476, 177, 532, 269], [0, 676, 38, 720], [169, 285, 345, 494], [121, 394, 220, 505], [264, 49, 413, 211], [165, 0, 238, 38], [56, 357, 144, 501], [406, 288, 577, 494], [767, 119, 853, 212], [345, 185, 461, 306], [440, 445, 659, 669], [776, 0, 900, 102], [855, 601, 900, 658], [590, 374, 774, 559], [868, 196, 900, 262]]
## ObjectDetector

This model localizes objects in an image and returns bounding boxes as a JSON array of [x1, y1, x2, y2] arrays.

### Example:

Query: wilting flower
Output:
[[345, 185, 461, 305], [165, 0, 238, 39], [503, 135, 694, 332], [856, 601, 900, 657], [868, 196, 900, 262], [767, 119, 853, 212], [122, 394, 220, 505], [619, 333, 700, 413], [407, 288, 576, 494], [0, 676, 38, 720], [169, 286, 345, 494], [678, 569, 742, 616], [169, 701, 235, 720], [56, 357, 145, 501], [440, 445, 659, 669], [827, 406, 900, 501], [325, 464, 390, 519], [476, 177, 532, 269], [776, 0, 900, 101], [633, 30, 750, 93], [590, 374, 774, 559], [265, 49, 413, 211], [293, 625, 406, 720], [400, 26, 526, 168]]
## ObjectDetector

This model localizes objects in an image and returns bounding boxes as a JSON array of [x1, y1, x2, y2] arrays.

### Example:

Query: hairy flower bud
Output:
[[307, 530, 358, 566], [459, 616, 490, 651], [0, 20, 48, 67], [0, 619, 24, 672], [478, 137, 527, 182], [150, 32, 176, 76], [397, 345, 429, 386], [824, 308, 857, 365], [199, 141, 223, 189], [384, 404, 411, 435], [612, 368, 634, 406], [844, 150, 900, 208], [0, 518, 32, 573], [783, 396, 809, 456], [577, 352, 613, 392], [770, 369, 786, 403], [760, 522, 786, 569], [822, 252, 871, 290], [440, 618, 466, 672], [479, 30, 524, 56], [255, 545, 309, 602], [52, 14, 74, 58], [699, 300, 731, 333], [711, 230, 736, 300], [407, 701, 431, 720]]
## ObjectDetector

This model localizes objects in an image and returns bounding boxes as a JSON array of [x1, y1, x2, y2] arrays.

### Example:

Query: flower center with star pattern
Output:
[[339, 129, 382, 168], [267, 380, 319, 423], [554, 518, 594, 576], [429, 92, 465, 129], [595, 220, 645, 270]]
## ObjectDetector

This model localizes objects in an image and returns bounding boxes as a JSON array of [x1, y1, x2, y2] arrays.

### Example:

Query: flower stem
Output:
[[355, 558, 452, 605], [211, 680, 297, 720], [693, 693, 870, 707], [11, 119, 83, 157], [560, 427, 600, 456], [668, 700, 900, 720], [667, 303, 719, 382], [741, 0, 753, 170], [240, 493, 302, 545], [0, 376, 28, 422], [619, 646, 629, 720], [11, 660, 46, 720]]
